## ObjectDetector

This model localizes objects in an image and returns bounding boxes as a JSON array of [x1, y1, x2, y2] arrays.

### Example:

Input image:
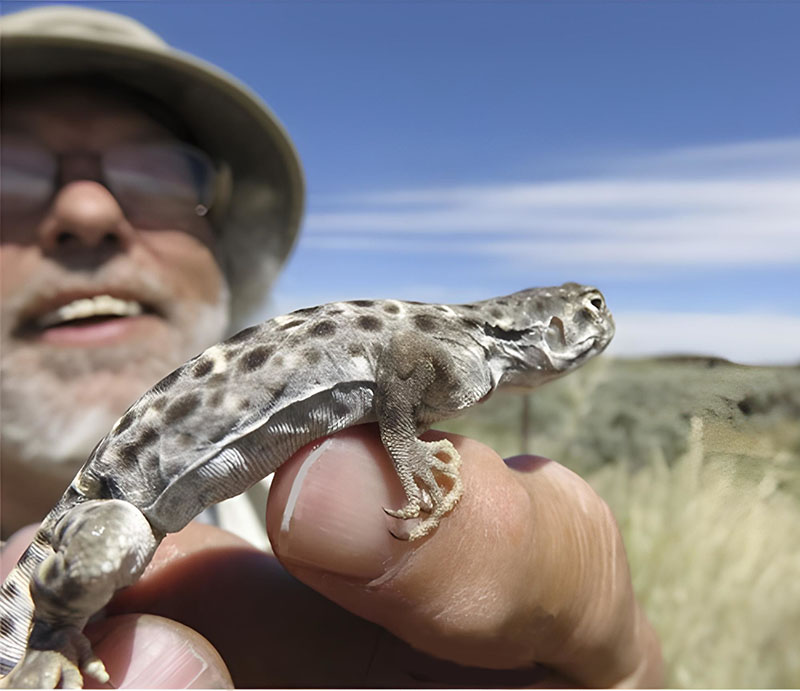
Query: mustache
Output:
[[2, 260, 175, 335]]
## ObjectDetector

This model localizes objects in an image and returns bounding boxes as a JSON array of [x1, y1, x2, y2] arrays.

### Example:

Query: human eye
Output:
[[0, 136, 56, 215], [105, 143, 217, 219]]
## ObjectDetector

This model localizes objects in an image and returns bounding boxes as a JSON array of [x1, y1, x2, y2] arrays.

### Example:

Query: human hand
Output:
[[1, 425, 662, 687], [0, 526, 233, 688]]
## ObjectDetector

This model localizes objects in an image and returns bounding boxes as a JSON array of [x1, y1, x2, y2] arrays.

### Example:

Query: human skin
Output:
[[0, 86, 230, 536], [3, 429, 663, 687]]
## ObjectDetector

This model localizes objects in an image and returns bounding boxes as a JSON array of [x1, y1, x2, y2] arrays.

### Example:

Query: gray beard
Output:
[[1, 289, 230, 478]]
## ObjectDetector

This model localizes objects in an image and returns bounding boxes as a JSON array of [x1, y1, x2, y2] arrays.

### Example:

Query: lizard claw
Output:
[[384, 438, 463, 540], [0, 625, 107, 689]]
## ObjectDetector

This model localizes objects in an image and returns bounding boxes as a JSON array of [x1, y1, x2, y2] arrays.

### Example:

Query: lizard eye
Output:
[[590, 296, 604, 310]]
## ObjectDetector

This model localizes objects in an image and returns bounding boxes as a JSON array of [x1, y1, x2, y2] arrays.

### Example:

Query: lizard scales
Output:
[[0, 282, 614, 687]]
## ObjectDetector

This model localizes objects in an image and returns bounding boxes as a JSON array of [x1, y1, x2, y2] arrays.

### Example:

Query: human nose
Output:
[[39, 180, 135, 254]]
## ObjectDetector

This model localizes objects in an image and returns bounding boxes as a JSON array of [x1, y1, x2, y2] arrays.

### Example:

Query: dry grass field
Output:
[[440, 357, 800, 688]]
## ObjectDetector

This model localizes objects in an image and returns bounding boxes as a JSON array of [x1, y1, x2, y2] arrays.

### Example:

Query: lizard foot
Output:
[[0, 626, 108, 689], [385, 438, 463, 540]]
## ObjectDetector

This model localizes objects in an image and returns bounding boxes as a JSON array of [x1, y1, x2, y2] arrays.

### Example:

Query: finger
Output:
[[108, 521, 399, 686], [83, 614, 232, 688], [267, 425, 662, 687]]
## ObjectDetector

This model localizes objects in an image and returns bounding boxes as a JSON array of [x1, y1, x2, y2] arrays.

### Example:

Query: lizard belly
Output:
[[141, 380, 376, 532]]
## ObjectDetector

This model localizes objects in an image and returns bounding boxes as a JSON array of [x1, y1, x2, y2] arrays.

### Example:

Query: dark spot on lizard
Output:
[[225, 325, 259, 345], [349, 299, 375, 307], [383, 302, 400, 314], [208, 374, 227, 387], [209, 390, 224, 407], [305, 348, 321, 364], [239, 345, 273, 372], [270, 384, 288, 401], [357, 315, 382, 331], [154, 367, 182, 393], [311, 320, 336, 337], [413, 314, 438, 332], [291, 306, 320, 316], [0, 615, 15, 636], [192, 357, 214, 378], [348, 343, 365, 356], [238, 398, 251, 411], [490, 308, 504, 319], [135, 426, 159, 448], [495, 299, 508, 306], [117, 449, 138, 470], [164, 393, 201, 424], [279, 319, 305, 331], [151, 397, 167, 412], [483, 323, 527, 341], [178, 433, 195, 448], [328, 308, 344, 316], [461, 304, 478, 310]]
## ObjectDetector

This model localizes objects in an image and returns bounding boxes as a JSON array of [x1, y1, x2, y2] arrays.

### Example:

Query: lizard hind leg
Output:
[[1, 625, 105, 689], [2, 499, 159, 688], [384, 437, 463, 541]]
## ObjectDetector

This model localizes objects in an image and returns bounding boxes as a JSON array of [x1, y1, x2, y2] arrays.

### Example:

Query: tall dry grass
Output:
[[589, 417, 800, 688], [441, 358, 800, 687]]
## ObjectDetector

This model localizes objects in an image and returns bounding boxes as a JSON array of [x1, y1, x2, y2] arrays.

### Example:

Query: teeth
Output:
[[38, 295, 143, 328]]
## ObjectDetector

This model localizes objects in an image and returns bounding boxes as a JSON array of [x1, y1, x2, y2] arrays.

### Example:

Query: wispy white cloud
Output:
[[608, 311, 800, 366], [303, 138, 800, 270]]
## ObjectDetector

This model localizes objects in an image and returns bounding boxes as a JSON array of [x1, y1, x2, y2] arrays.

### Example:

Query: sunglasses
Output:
[[1, 137, 227, 226]]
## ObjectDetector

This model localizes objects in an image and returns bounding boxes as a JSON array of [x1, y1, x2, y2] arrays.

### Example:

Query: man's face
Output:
[[1, 85, 230, 486]]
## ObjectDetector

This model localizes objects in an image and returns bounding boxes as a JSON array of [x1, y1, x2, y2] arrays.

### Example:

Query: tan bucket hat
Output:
[[0, 5, 305, 328]]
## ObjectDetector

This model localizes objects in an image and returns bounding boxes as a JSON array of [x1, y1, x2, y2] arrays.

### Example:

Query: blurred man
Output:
[[0, 7, 661, 687]]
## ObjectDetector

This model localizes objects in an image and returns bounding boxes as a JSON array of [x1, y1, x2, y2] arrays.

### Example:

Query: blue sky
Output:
[[4, 1, 800, 363]]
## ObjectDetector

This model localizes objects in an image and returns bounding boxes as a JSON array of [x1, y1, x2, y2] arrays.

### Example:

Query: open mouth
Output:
[[36, 295, 145, 329], [16, 293, 160, 344]]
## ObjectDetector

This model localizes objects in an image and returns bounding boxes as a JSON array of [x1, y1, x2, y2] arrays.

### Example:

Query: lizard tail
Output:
[[0, 532, 54, 675]]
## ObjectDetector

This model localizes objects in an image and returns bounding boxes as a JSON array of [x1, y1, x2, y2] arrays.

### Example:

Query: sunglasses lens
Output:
[[0, 138, 56, 215], [105, 144, 217, 224]]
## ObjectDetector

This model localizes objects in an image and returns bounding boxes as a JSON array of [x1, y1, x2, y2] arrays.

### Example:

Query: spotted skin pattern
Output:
[[0, 283, 614, 687]]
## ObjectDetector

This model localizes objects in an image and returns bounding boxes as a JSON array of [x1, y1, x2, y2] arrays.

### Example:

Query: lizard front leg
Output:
[[375, 332, 466, 541], [2, 500, 159, 689]]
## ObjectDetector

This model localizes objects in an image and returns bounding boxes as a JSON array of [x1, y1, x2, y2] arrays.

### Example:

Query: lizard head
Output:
[[474, 282, 615, 389]]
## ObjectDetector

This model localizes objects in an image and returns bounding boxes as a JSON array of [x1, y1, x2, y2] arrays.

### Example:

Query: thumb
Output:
[[266, 425, 412, 581], [266, 424, 543, 671]]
